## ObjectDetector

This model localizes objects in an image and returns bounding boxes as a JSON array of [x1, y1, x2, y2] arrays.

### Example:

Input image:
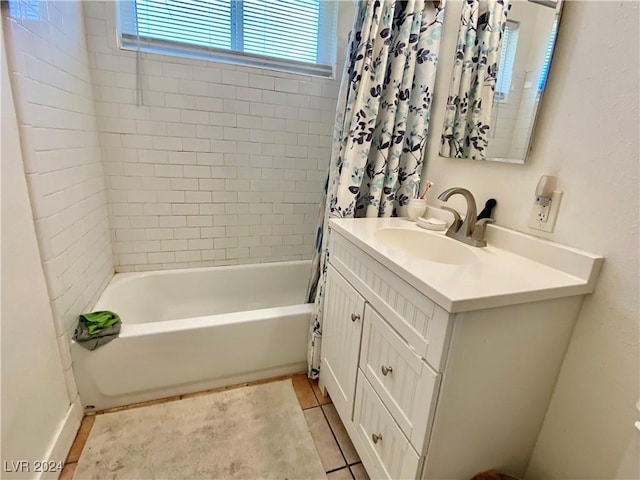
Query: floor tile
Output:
[[327, 467, 354, 479], [350, 462, 370, 480], [292, 373, 319, 409], [65, 415, 95, 463], [58, 461, 77, 480], [322, 404, 360, 465], [304, 406, 346, 472], [311, 378, 332, 405]]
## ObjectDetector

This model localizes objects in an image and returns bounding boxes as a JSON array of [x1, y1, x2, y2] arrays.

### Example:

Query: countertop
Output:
[[329, 217, 603, 313]]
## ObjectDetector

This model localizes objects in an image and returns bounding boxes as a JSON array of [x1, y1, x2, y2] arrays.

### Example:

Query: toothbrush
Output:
[[420, 181, 434, 200]]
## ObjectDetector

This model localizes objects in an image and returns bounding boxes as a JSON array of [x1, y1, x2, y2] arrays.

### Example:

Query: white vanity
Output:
[[319, 216, 602, 479]]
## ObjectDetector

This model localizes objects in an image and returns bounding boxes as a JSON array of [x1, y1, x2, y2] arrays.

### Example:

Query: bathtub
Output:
[[71, 261, 312, 411]]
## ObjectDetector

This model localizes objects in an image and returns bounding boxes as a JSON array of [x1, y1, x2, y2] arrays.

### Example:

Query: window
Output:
[[8, 0, 40, 21], [538, 18, 558, 92], [495, 20, 519, 103], [117, 0, 338, 77]]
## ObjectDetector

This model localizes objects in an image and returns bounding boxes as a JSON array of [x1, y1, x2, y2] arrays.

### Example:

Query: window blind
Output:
[[495, 20, 519, 103], [7, 0, 41, 21], [538, 18, 558, 91], [117, 0, 337, 77]]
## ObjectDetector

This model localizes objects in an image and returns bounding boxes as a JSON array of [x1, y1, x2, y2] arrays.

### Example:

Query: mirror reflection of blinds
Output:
[[117, 0, 337, 77], [7, 0, 41, 21], [495, 20, 519, 103], [538, 18, 558, 91]]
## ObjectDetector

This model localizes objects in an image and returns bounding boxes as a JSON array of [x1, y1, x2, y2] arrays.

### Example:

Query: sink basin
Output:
[[373, 228, 478, 265]]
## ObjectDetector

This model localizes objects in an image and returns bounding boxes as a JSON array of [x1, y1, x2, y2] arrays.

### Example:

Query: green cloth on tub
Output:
[[80, 311, 120, 334], [74, 311, 121, 351]]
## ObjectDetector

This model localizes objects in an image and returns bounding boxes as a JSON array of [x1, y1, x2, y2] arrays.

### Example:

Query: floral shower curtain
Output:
[[306, 0, 446, 378], [440, 0, 510, 160]]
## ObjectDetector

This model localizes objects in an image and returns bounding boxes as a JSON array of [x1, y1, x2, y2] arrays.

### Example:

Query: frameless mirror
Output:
[[440, 0, 563, 164]]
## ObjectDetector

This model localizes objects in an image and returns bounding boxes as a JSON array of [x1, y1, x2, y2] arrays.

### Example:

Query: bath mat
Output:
[[74, 380, 327, 479]]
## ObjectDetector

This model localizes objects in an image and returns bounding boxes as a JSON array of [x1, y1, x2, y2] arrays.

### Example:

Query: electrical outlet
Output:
[[529, 191, 563, 232], [536, 203, 550, 222]]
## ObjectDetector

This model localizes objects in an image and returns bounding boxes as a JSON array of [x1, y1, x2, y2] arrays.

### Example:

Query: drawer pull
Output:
[[372, 433, 382, 444], [351, 313, 360, 322], [381, 365, 393, 376]]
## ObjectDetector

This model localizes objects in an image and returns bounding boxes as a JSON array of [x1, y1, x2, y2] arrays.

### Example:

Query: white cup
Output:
[[406, 199, 427, 221]]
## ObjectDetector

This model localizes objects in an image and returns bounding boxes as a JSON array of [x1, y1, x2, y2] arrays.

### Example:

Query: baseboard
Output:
[[38, 398, 83, 480]]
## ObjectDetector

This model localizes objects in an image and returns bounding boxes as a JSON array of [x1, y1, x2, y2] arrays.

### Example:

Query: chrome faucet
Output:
[[437, 187, 494, 247]]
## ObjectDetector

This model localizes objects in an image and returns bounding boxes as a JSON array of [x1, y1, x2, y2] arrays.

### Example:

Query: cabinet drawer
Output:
[[360, 304, 440, 453], [354, 371, 421, 480], [329, 231, 451, 372]]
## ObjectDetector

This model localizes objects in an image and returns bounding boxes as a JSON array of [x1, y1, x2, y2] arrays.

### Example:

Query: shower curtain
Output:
[[440, 0, 510, 160], [306, 0, 446, 378]]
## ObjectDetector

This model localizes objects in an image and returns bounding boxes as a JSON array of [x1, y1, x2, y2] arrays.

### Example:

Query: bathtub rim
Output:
[[70, 303, 313, 341], [105, 259, 312, 289]]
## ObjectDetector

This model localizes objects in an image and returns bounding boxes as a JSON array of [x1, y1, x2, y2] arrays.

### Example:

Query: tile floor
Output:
[[59, 373, 369, 480]]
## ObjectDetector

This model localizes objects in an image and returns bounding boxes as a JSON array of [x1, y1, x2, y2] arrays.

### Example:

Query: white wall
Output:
[[84, 1, 352, 272], [424, 2, 639, 478], [1, 19, 81, 478], [3, 0, 113, 359]]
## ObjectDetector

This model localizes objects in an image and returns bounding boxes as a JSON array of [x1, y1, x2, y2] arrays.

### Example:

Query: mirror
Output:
[[440, 0, 563, 164]]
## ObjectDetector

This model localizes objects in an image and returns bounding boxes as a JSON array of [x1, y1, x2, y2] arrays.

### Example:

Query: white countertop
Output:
[[329, 217, 603, 313]]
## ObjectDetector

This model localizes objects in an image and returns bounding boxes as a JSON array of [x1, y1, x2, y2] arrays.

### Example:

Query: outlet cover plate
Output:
[[529, 190, 563, 232]]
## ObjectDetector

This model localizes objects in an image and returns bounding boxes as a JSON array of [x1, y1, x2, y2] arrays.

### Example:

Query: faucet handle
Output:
[[441, 206, 462, 233], [471, 218, 495, 245]]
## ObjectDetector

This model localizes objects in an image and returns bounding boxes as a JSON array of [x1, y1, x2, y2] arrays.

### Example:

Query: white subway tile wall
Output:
[[487, 71, 540, 160], [4, 1, 113, 382], [84, 2, 342, 272]]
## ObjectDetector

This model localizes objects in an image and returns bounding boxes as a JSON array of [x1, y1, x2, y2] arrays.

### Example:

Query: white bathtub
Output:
[[71, 261, 312, 411]]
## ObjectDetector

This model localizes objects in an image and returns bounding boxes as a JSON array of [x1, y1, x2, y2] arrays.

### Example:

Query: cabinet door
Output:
[[321, 265, 365, 421]]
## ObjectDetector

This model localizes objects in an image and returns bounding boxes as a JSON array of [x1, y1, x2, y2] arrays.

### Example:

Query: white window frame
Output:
[[116, 1, 338, 78]]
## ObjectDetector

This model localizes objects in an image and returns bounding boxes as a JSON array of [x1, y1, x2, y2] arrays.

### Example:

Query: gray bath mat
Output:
[[74, 380, 327, 479]]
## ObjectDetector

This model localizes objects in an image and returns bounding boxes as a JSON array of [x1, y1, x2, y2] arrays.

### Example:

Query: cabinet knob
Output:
[[381, 365, 393, 376], [350, 313, 360, 322], [372, 433, 382, 444]]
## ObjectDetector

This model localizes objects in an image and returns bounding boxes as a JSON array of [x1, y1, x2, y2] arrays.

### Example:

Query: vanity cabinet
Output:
[[319, 226, 588, 479]]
